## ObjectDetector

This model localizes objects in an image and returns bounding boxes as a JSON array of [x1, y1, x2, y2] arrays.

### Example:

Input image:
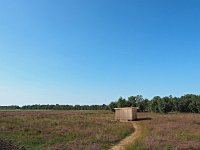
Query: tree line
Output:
[[109, 94, 200, 113], [1, 94, 200, 113], [0, 104, 109, 110], [0, 105, 20, 110], [22, 104, 109, 110]]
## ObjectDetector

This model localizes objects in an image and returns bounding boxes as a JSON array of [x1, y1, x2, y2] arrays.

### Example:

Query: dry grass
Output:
[[0, 110, 133, 150], [127, 112, 200, 150]]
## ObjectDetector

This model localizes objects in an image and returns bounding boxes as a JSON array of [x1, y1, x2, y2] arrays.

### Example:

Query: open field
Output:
[[0, 110, 133, 150], [127, 113, 200, 150], [1, 110, 200, 150]]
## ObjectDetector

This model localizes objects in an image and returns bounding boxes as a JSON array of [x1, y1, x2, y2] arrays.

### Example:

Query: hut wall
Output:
[[114, 107, 137, 121]]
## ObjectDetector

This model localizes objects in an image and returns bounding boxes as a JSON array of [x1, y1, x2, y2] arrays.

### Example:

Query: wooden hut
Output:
[[114, 107, 137, 121]]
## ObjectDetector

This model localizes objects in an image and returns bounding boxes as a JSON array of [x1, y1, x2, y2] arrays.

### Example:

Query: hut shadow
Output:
[[135, 117, 152, 121]]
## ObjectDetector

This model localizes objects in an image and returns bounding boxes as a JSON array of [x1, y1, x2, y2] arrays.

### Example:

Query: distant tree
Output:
[[109, 102, 117, 112], [160, 96, 174, 113], [128, 96, 137, 107], [2, 94, 200, 113], [138, 99, 149, 112], [0, 105, 20, 110], [149, 96, 161, 113], [171, 97, 179, 112], [178, 94, 195, 112], [117, 97, 127, 108], [135, 95, 144, 104]]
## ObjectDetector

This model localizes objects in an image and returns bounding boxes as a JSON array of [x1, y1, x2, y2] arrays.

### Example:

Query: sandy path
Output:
[[110, 122, 141, 150]]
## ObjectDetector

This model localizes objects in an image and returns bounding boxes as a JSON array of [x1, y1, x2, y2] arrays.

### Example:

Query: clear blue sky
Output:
[[0, 0, 200, 106]]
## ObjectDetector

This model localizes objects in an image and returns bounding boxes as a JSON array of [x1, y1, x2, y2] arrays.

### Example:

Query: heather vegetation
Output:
[[126, 113, 200, 150], [0, 110, 133, 150], [1, 111, 200, 150]]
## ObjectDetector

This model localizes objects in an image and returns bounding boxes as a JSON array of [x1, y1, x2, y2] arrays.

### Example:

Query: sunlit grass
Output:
[[126, 113, 200, 150], [0, 110, 133, 150]]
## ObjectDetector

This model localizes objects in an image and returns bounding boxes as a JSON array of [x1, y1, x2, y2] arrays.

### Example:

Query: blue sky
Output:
[[0, 0, 200, 105]]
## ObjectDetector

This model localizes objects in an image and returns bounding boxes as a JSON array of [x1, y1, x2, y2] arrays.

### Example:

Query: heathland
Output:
[[0, 110, 132, 150], [1, 110, 200, 150], [127, 112, 200, 150]]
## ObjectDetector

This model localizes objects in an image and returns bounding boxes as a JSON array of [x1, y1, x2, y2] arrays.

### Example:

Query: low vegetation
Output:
[[127, 112, 200, 150], [0, 110, 133, 150]]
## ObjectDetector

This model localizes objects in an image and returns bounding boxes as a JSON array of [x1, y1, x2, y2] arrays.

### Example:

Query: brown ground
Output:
[[110, 122, 141, 150]]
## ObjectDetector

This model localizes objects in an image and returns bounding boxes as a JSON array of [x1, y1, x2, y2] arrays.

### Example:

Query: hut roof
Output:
[[114, 107, 137, 110]]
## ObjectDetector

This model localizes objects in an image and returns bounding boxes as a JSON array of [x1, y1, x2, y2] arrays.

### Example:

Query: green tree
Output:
[[149, 96, 161, 113], [109, 102, 117, 112], [128, 96, 137, 107], [138, 99, 149, 112], [117, 97, 127, 108]]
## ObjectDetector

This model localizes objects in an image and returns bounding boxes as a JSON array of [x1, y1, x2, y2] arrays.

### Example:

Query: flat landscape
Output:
[[0, 110, 133, 150], [127, 113, 200, 150], [1, 1, 200, 150], [1, 110, 200, 150]]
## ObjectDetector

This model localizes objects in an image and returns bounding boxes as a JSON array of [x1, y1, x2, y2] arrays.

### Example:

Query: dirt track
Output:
[[110, 122, 141, 150]]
